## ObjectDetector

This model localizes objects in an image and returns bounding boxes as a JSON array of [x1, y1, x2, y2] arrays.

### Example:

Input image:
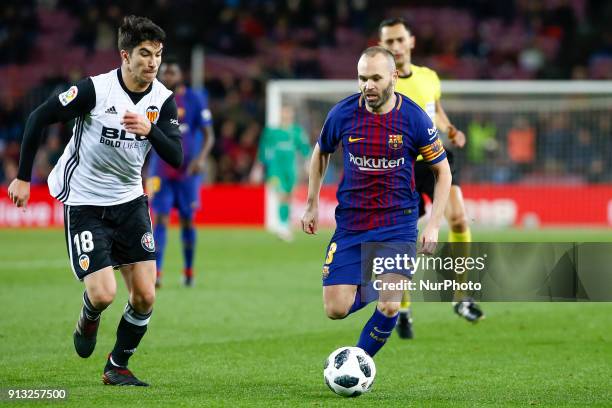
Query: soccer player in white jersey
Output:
[[7, 16, 182, 386]]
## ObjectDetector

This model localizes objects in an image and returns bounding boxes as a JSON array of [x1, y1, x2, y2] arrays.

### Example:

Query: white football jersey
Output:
[[48, 69, 173, 206]]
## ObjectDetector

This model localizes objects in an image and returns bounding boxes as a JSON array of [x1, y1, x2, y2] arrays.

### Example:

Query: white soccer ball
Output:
[[323, 346, 376, 397]]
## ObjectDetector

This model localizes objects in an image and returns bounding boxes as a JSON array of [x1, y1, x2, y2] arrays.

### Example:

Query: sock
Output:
[[181, 226, 196, 274], [448, 228, 472, 243], [348, 284, 377, 315], [399, 290, 411, 313], [109, 303, 152, 368], [154, 222, 168, 274], [448, 228, 472, 301], [356, 307, 398, 357], [279, 202, 290, 226], [82, 291, 102, 321]]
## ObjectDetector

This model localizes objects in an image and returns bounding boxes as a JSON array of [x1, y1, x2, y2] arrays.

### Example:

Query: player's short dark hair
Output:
[[360, 46, 396, 70], [378, 17, 412, 37], [118, 15, 166, 53]]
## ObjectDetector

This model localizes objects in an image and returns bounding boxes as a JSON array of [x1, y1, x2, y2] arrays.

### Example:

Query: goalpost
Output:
[[265, 80, 612, 230]]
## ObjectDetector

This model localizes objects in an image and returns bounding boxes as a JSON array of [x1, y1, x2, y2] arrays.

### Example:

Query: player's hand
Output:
[[301, 205, 319, 234], [419, 223, 439, 255], [186, 158, 206, 175], [7, 178, 31, 209], [448, 126, 466, 148], [121, 111, 151, 136]]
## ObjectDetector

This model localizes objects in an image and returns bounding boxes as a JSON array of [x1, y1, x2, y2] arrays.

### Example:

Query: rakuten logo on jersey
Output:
[[349, 152, 405, 172]]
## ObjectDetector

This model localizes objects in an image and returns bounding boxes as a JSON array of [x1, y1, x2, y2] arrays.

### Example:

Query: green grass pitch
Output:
[[0, 228, 611, 407]]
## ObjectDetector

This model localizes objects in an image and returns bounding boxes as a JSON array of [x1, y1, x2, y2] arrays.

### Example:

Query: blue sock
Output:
[[356, 307, 398, 357], [348, 284, 376, 315], [153, 223, 167, 272], [181, 226, 196, 271]]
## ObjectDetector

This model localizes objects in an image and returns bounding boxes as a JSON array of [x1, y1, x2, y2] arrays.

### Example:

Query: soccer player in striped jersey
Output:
[[379, 17, 484, 339], [301, 47, 451, 358]]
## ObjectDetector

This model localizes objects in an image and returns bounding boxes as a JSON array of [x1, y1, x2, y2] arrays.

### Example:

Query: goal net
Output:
[[265, 80, 612, 230]]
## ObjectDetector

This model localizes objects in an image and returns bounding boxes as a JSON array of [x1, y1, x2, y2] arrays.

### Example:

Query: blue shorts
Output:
[[151, 176, 201, 219], [322, 222, 418, 286]]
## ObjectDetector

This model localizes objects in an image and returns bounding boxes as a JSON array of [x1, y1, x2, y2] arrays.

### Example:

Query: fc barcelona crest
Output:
[[146, 106, 159, 123], [388, 134, 403, 150]]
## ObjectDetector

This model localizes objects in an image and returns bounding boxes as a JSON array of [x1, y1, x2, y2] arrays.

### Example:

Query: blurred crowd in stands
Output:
[[1, 0, 611, 185]]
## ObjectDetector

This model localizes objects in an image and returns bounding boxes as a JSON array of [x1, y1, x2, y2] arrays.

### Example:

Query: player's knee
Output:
[[88, 287, 116, 309], [377, 301, 400, 317], [324, 301, 350, 320], [448, 211, 468, 232], [131, 290, 156, 311]]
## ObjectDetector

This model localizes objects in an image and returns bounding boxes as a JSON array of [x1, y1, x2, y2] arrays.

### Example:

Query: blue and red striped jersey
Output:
[[318, 92, 446, 231]]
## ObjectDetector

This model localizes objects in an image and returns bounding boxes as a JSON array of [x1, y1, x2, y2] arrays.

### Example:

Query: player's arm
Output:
[[423, 157, 452, 253], [187, 100, 215, 175], [435, 100, 465, 148], [8, 79, 96, 208], [415, 104, 452, 253], [187, 124, 215, 175], [301, 143, 331, 235], [302, 107, 340, 235], [123, 95, 183, 168]]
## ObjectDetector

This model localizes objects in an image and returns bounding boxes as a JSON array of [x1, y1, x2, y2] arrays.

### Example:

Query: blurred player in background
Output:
[[302, 47, 451, 358], [7, 16, 181, 386], [148, 58, 215, 287], [379, 17, 484, 339], [251, 105, 310, 241]]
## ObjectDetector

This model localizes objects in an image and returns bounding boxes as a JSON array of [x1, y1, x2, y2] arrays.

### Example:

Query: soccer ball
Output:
[[323, 346, 376, 397]]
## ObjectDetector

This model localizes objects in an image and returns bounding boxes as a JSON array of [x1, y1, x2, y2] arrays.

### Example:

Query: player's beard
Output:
[[364, 81, 394, 110]]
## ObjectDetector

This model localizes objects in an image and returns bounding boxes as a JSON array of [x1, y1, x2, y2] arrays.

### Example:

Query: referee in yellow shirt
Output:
[[379, 17, 484, 339]]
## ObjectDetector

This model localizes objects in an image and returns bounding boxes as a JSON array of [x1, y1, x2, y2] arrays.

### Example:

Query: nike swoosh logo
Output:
[[348, 137, 365, 143], [373, 326, 394, 334]]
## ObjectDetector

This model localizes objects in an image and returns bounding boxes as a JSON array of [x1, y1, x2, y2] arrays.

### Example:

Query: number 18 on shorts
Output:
[[64, 196, 157, 280]]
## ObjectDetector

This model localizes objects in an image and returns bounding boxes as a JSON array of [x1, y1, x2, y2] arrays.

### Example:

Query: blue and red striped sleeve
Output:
[[413, 108, 446, 164], [317, 104, 344, 153]]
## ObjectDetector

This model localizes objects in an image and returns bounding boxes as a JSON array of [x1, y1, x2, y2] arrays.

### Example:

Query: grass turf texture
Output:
[[0, 228, 611, 407]]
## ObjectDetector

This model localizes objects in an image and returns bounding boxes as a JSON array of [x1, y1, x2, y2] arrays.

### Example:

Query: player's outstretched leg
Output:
[[103, 262, 155, 386], [180, 218, 196, 287], [74, 268, 116, 358]]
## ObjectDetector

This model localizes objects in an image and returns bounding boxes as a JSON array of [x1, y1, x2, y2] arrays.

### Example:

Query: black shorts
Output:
[[63, 195, 156, 280], [415, 149, 461, 218]]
